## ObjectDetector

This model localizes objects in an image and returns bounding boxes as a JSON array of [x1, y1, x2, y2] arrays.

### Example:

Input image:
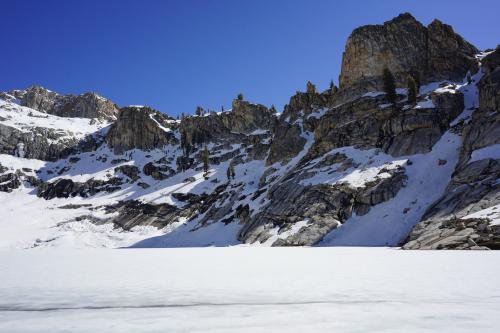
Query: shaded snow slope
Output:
[[319, 131, 461, 246], [0, 99, 109, 140]]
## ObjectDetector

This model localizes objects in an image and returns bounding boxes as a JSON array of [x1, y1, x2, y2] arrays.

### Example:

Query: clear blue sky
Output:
[[1, 0, 499, 117]]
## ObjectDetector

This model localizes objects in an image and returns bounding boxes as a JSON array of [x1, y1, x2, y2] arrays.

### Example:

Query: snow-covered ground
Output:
[[0, 247, 499, 333], [0, 99, 109, 140]]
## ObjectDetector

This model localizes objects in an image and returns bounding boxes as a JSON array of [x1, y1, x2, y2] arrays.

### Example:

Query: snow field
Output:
[[0, 247, 499, 333]]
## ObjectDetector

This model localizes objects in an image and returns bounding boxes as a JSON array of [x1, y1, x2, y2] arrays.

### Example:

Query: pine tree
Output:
[[230, 164, 235, 179], [409, 70, 421, 91], [202, 145, 209, 175], [237, 93, 244, 101], [467, 73, 472, 85], [221, 106, 225, 112], [226, 163, 235, 181], [330, 79, 334, 90], [270, 104, 277, 113], [195, 106, 204, 116], [407, 75, 418, 105], [382, 67, 397, 104]]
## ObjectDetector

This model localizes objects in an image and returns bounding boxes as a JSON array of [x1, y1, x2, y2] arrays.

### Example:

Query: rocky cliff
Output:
[[339, 13, 478, 95], [1, 86, 119, 120], [106, 106, 179, 154]]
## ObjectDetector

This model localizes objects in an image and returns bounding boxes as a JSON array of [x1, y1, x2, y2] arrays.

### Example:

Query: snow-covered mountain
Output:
[[1, 13, 499, 250]]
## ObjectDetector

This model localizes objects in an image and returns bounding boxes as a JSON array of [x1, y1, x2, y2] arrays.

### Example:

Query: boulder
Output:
[[0, 173, 21, 192], [143, 162, 174, 180], [114, 165, 141, 182], [403, 217, 499, 250]]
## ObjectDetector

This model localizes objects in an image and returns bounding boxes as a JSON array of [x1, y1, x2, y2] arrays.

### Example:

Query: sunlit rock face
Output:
[[11, 85, 120, 120], [339, 13, 478, 93], [106, 106, 178, 154]]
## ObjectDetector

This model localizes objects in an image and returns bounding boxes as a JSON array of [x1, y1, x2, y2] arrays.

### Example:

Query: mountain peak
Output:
[[387, 12, 418, 24], [339, 13, 478, 94]]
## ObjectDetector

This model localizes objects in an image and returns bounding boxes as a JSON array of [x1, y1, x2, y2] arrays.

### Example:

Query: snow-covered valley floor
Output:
[[0, 248, 499, 332]]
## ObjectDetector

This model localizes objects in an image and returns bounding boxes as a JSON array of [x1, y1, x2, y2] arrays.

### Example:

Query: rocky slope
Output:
[[0, 13, 498, 249], [0, 86, 119, 120], [403, 47, 500, 250]]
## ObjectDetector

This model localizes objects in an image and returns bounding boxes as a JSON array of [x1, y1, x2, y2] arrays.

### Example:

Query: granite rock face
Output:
[[471, 48, 500, 154], [339, 13, 478, 93], [53, 92, 119, 120], [9, 86, 120, 120], [106, 106, 179, 154], [105, 200, 181, 230], [0, 122, 103, 161], [403, 218, 500, 250], [266, 87, 334, 165], [307, 90, 463, 160], [179, 99, 275, 152], [37, 177, 123, 199]]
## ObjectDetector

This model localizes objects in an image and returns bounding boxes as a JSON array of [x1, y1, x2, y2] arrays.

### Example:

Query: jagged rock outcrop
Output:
[[353, 168, 407, 215], [114, 165, 141, 182], [478, 47, 500, 112], [106, 183, 232, 231], [339, 13, 478, 94], [37, 177, 123, 199], [266, 86, 335, 165], [180, 99, 276, 151], [280, 86, 335, 123], [267, 123, 306, 165], [421, 158, 500, 220], [105, 200, 181, 230], [403, 218, 500, 250], [226, 99, 276, 134], [0, 122, 103, 161], [464, 48, 500, 158], [6, 86, 120, 120], [0, 173, 21, 192], [53, 92, 119, 120], [143, 161, 175, 180], [308, 89, 463, 159], [106, 106, 178, 154]]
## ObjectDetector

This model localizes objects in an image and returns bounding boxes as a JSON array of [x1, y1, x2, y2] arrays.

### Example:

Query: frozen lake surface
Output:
[[1, 247, 499, 332]]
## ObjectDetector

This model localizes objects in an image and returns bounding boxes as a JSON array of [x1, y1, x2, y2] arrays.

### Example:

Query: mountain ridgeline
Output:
[[1, 13, 499, 249]]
